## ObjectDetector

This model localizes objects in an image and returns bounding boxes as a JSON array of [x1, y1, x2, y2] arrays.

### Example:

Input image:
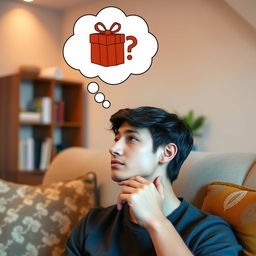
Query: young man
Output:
[[62, 106, 242, 256]]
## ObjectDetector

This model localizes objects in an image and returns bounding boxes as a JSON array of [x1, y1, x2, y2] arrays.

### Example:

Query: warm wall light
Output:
[[23, 0, 34, 2]]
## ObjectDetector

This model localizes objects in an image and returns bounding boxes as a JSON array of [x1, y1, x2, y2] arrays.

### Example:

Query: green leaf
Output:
[[179, 110, 206, 137], [191, 116, 206, 131], [183, 110, 194, 127]]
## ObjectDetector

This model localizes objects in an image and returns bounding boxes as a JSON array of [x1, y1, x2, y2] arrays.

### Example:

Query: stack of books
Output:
[[19, 112, 41, 123], [19, 137, 52, 171], [19, 97, 52, 124]]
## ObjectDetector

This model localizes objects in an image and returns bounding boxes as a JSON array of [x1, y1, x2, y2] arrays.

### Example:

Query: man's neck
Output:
[[162, 180, 181, 216], [149, 172, 181, 217]]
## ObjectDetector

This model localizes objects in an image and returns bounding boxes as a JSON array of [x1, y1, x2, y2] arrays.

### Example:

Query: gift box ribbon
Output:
[[94, 22, 121, 35]]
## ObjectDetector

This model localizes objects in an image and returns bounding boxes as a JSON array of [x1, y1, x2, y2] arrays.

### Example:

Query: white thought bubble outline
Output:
[[63, 6, 159, 85]]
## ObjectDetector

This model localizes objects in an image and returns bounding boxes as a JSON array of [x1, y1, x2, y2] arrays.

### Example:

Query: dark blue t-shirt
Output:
[[62, 198, 242, 255]]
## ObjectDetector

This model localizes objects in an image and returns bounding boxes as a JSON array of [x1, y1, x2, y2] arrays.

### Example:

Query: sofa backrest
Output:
[[43, 147, 256, 208], [172, 151, 256, 207]]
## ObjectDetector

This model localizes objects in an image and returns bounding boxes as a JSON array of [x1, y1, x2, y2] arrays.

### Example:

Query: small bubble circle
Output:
[[87, 82, 99, 94], [102, 100, 111, 109], [94, 92, 105, 103]]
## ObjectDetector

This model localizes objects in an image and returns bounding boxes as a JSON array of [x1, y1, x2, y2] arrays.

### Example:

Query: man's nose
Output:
[[109, 140, 124, 156]]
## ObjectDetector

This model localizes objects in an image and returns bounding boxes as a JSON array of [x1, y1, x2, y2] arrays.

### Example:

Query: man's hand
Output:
[[117, 176, 165, 228]]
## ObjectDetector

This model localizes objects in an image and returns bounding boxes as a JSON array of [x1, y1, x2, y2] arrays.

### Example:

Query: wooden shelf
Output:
[[18, 170, 45, 175], [55, 122, 81, 127], [0, 73, 84, 185], [20, 121, 51, 126]]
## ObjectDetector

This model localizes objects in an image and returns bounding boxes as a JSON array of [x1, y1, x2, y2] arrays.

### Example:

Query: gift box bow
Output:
[[94, 22, 121, 35]]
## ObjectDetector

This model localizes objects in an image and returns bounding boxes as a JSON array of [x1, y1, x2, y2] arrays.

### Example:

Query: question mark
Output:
[[126, 36, 137, 60]]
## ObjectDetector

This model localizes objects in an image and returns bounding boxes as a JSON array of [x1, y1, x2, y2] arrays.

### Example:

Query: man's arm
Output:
[[117, 176, 242, 256], [146, 216, 193, 256], [117, 175, 193, 256]]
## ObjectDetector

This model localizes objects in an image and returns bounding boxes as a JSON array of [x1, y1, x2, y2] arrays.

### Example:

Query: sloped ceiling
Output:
[[15, 0, 87, 11], [15, 0, 256, 31], [225, 0, 256, 29]]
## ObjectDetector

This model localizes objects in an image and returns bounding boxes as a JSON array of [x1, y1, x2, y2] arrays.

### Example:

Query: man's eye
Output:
[[127, 136, 138, 142], [114, 137, 119, 142]]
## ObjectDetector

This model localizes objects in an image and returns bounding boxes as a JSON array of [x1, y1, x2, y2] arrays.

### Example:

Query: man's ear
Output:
[[159, 143, 177, 164]]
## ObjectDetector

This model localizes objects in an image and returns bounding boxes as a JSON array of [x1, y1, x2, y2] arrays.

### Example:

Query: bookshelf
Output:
[[0, 73, 84, 185]]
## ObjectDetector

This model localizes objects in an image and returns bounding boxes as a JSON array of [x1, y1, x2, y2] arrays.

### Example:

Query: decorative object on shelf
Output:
[[40, 66, 63, 79], [19, 65, 41, 76]]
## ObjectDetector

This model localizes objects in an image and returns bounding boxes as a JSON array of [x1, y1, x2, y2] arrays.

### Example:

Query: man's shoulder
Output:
[[88, 204, 117, 218], [85, 204, 121, 228], [189, 201, 230, 224], [174, 199, 242, 254], [173, 199, 233, 231]]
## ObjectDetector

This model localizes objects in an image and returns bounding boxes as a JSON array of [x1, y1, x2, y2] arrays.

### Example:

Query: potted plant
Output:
[[180, 110, 206, 150]]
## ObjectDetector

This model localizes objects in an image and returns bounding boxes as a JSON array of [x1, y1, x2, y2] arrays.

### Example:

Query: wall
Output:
[[0, 0, 62, 76], [0, 0, 256, 153], [61, 0, 256, 153]]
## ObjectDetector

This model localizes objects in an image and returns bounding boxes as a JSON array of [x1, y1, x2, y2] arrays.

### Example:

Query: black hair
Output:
[[110, 106, 193, 183]]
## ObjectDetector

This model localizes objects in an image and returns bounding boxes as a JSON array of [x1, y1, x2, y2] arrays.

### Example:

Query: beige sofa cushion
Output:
[[172, 151, 256, 208]]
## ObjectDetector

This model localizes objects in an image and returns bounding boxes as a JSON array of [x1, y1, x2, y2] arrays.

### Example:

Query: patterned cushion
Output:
[[202, 181, 256, 256], [0, 173, 96, 256]]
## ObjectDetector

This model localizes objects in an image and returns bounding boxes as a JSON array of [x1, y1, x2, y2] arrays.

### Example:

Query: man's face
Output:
[[109, 122, 161, 182]]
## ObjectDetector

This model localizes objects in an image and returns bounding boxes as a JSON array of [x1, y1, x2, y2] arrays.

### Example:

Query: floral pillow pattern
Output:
[[0, 173, 96, 256]]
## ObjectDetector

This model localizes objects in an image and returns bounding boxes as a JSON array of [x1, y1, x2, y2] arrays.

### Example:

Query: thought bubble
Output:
[[63, 7, 158, 85], [87, 82, 99, 94], [86, 82, 111, 109], [63, 7, 158, 108]]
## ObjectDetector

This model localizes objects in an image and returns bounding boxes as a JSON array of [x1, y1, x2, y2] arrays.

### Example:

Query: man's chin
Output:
[[111, 174, 124, 182], [111, 171, 129, 182]]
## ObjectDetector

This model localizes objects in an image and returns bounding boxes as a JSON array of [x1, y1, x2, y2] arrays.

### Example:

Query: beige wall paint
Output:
[[61, 0, 256, 153], [0, 0, 256, 153], [0, 0, 62, 76]]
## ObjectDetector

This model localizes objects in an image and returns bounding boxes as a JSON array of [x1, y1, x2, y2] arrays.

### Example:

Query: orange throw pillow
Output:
[[202, 182, 256, 256]]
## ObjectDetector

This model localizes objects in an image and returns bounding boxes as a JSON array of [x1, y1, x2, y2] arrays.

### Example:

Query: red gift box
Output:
[[90, 22, 125, 67]]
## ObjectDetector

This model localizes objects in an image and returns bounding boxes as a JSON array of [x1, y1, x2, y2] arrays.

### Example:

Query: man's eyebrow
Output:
[[115, 129, 140, 135]]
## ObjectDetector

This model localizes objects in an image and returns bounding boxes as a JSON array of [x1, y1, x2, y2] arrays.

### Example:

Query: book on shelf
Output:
[[39, 138, 52, 170], [19, 137, 52, 172], [34, 97, 52, 124], [41, 97, 51, 124], [54, 99, 65, 123], [33, 139, 40, 169], [18, 138, 34, 171], [19, 112, 42, 123], [27, 138, 34, 170], [18, 139, 26, 171], [55, 143, 68, 153]]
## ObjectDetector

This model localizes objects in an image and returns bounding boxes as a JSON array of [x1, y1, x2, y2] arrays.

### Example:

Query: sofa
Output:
[[1, 147, 256, 256], [43, 147, 256, 208], [43, 147, 256, 256]]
